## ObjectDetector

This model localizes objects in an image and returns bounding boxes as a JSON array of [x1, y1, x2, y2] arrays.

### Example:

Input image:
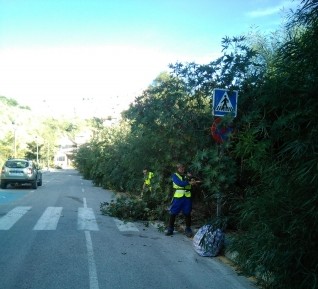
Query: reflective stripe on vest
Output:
[[144, 172, 154, 186], [173, 173, 191, 198]]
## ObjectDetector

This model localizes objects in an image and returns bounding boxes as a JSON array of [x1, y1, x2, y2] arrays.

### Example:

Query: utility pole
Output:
[[47, 143, 49, 169], [36, 136, 39, 163], [12, 121, 17, 158]]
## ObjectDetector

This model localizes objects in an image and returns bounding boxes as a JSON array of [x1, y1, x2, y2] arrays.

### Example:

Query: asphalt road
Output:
[[0, 169, 257, 289]]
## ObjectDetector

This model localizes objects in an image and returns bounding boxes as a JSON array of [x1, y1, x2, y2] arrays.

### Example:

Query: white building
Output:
[[54, 131, 92, 169]]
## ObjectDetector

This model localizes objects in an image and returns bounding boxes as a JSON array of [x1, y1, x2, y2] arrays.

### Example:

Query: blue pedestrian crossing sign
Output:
[[212, 88, 238, 117]]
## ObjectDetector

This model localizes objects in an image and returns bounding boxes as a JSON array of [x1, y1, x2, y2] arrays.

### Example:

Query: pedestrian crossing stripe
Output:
[[0, 206, 139, 232], [33, 207, 63, 230], [0, 206, 31, 230], [78, 207, 99, 231], [114, 218, 139, 232]]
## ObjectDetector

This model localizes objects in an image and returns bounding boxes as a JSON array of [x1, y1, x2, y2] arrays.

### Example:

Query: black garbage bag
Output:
[[193, 224, 225, 257]]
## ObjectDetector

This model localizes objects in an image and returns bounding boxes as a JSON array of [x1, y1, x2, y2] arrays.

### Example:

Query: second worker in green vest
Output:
[[141, 168, 154, 197]]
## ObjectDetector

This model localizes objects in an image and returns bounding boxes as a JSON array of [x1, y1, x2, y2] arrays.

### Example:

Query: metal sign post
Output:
[[211, 88, 238, 220]]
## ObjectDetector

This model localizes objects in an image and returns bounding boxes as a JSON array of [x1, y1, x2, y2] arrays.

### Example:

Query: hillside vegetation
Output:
[[74, 1, 318, 288], [0, 96, 90, 167]]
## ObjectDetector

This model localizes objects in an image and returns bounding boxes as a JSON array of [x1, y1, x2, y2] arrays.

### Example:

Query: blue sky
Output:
[[0, 0, 300, 118]]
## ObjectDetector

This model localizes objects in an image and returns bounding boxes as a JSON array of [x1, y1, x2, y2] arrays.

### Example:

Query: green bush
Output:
[[100, 197, 149, 221], [100, 191, 169, 222]]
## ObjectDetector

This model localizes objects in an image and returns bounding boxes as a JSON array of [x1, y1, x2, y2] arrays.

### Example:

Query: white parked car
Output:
[[0, 158, 42, 189]]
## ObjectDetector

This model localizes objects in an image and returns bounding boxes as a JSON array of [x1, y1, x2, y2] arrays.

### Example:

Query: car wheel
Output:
[[32, 180, 38, 189], [0, 182, 7, 189]]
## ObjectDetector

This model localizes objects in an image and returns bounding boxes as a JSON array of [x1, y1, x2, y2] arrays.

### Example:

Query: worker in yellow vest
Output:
[[166, 163, 197, 237], [141, 168, 154, 197]]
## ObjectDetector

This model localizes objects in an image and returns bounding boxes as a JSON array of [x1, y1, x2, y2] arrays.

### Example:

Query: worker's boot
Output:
[[165, 214, 176, 236]]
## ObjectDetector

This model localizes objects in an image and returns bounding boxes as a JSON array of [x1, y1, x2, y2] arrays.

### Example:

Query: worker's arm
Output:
[[172, 174, 190, 187]]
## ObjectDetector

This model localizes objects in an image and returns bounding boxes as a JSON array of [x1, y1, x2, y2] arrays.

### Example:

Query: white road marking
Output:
[[0, 204, 140, 233], [0, 206, 32, 230], [114, 218, 139, 232], [78, 207, 99, 231], [33, 207, 63, 230], [82, 197, 100, 289], [85, 231, 100, 289]]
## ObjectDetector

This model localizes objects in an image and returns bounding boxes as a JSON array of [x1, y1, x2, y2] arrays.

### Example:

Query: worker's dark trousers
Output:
[[168, 214, 191, 230], [168, 214, 176, 230], [185, 214, 191, 228]]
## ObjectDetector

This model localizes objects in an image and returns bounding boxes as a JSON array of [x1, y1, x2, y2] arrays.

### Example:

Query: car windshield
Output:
[[5, 161, 28, 168]]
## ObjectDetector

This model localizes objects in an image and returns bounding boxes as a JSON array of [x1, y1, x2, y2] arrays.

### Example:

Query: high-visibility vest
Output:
[[173, 173, 191, 198], [144, 172, 154, 186]]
